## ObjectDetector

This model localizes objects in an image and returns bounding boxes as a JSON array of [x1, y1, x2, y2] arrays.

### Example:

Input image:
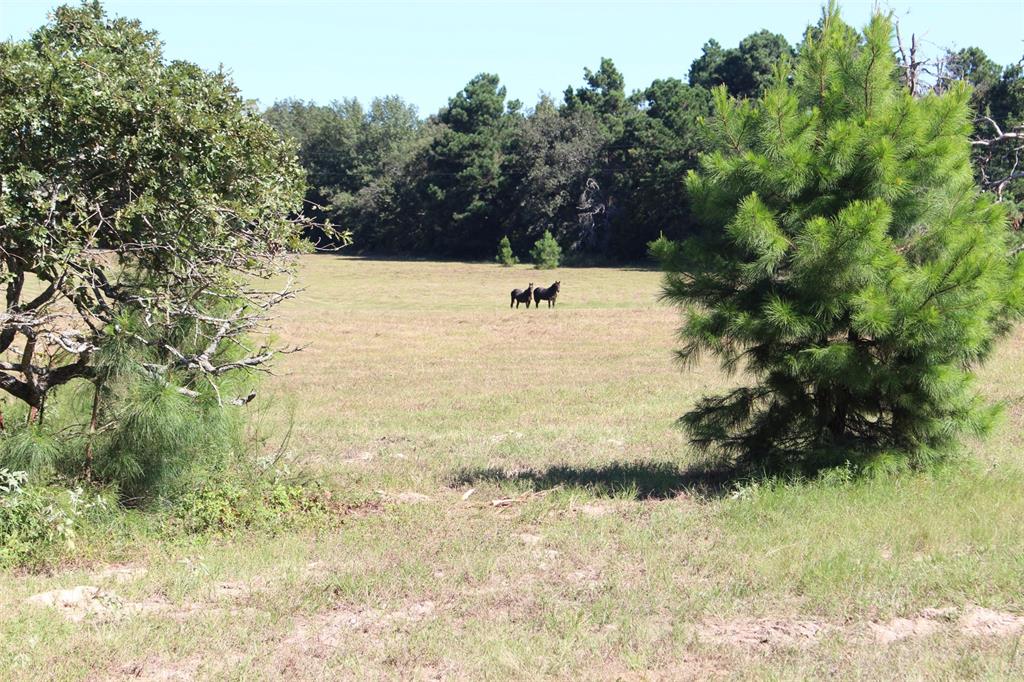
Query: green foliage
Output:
[[646, 232, 675, 262], [495, 235, 519, 266], [260, 17, 1021, 264], [563, 57, 629, 137], [0, 426, 71, 480], [171, 462, 331, 535], [94, 376, 244, 501], [0, 469, 110, 568], [657, 6, 1024, 471], [689, 30, 795, 99], [1, 3, 313, 420], [419, 73, 513, 256], [0, 4, 341, 567], [1, 2, 307, 283], [263, 95, 421, 246], [0, 295, 263, 501], [530, 230, 563, 269], [944, 47, 1024, 225], [501, 96, 606, 250], [610, 79, 711, 258]]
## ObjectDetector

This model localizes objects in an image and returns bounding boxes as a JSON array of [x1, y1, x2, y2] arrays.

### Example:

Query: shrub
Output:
[[647, 232, 673, 262], [0, 469, 110, 568], [530, 230, 563, 269], [171, 462, 331, 534], [0, 305, 259, 502], [496, 235, 519, 266], [656, 7, 1024, 471]]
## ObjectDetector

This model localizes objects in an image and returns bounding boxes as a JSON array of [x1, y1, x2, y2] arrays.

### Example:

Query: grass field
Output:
[[3, 255, 1024, 680]]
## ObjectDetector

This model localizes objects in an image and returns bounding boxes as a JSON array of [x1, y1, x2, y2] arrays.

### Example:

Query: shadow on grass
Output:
[[451, 460, 741, 500]]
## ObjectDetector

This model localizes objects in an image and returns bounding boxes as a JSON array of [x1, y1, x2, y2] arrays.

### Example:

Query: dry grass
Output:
[[2, 255, 1024, 680]]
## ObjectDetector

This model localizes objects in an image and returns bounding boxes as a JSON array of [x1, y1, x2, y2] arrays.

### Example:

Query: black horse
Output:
[[533, 281, 560, 308], [510, 283, 534, 308]]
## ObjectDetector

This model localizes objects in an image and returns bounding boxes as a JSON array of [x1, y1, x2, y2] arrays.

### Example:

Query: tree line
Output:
[[264, 26, 1023, 262]]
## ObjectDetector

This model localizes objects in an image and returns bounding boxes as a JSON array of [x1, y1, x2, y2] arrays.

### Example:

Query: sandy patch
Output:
[[341, 449, 375, 463], [867, 605, 1024, 643], [279, 599, 439, 662], [567, 567, 602, 589], [699, 617, 828, 647], [110, 652, 246, 681], [25, 586, 118, 622], [959, 606, 1024, 637], [574, 502, 616, 518], [26, 585, 212, 622], [112, 657, 201, 681], [868, 617, 940, 643]]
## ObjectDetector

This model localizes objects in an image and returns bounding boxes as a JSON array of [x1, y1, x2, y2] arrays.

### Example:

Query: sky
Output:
[[2, 0, 1022, 116]]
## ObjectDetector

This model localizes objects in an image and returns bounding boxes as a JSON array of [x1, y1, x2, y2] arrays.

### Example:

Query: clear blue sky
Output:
[[2, 1, 1022, 115]]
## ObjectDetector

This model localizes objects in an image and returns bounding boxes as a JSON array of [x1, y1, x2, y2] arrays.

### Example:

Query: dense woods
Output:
[[265, 23, 1023, 262]]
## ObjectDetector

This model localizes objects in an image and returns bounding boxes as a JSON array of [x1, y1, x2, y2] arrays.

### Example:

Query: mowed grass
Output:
[[2, 255, 1024, 680]]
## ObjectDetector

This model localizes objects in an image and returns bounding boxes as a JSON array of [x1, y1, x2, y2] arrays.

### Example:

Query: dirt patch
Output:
[[866, 605, 1024, 643], [111, 652, 245, 681], [280, 600, 438, 661], [567, 568, 602, 589], [210, 578, 272, 601], [112, 657, 201, 681], [26, 585, 210, 623], [574, 502, 616, 518], [959, 606, 1024, 637], [303, 560, 331, 580], [92, 564, 148, 583], [340, 449, 375, 463], [920, 606, 958, 620], [868, 617, 940, 644], [212, 581, 251, 600], [26, 586, 118, 622], [699, 617, 828, 648], [490, 431, 524, 443]]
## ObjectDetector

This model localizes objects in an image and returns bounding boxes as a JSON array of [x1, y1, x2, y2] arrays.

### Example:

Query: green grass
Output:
[[2, 255, 1023, 679]]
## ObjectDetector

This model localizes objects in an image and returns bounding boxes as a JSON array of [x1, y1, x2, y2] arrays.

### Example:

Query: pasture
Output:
[[2, 255, 1024, 680]]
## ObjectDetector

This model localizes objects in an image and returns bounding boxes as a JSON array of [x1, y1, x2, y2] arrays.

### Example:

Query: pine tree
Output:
[[496, 235, 518, 266], [531, 230, 563, 269], [655, 5, 1024, 471]]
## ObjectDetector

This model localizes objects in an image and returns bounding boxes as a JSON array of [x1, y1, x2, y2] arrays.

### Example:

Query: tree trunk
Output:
[[828, 394, 848, 442]]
